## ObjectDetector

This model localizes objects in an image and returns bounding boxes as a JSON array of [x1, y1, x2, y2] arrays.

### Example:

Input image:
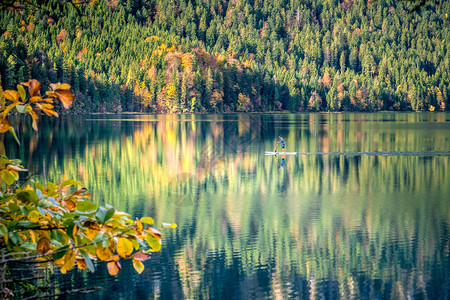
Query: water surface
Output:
[[6, 113, 450, 299]]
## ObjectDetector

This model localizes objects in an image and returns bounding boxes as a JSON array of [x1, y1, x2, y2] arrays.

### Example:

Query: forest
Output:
[[0, 0, 449, 113]]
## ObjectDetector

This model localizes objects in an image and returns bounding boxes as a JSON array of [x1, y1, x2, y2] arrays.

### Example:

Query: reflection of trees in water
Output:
[[6, 113, 450, 298]]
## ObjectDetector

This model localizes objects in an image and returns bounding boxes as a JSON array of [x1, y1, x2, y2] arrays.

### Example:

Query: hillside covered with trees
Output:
[[0, 0, 449, 113]]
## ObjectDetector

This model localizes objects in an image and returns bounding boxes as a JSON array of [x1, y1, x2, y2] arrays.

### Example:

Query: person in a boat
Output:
[[278, 136, 285, 153]]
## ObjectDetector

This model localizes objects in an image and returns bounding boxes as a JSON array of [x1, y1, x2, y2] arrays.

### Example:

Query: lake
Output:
[[5, 112, 450, 299]]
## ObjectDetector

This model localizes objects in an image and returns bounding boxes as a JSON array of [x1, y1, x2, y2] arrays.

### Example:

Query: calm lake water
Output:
[[6, 113, 450, 299]]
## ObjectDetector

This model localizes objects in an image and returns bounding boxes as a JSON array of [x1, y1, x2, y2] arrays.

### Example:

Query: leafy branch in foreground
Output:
[[0, 79, 74, 144], [0, 177, 171, 275], [0, 80, 175, 298]]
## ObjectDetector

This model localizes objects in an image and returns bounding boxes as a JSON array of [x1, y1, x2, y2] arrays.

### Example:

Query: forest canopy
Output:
[[0, 0, 449, 113]]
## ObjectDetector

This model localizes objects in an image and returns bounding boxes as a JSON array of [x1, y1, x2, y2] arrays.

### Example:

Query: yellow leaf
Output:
[[72, 224, 78, 239], [85, 228, 99, 240], [57, 83, 71, 90], [116, 237, 133, 258], [27, 108, 38, 131], [96, 247, 113, 261], [107, 261, 121, 276], [132, 259, 145, 274], [0, 118, 13, 134], [140, 217, 154, 225], [42, 108, 59, 117], [111, 255, 120, 262], [28, 108, 38, 120], [63, 250, 76, 272], [29, 96, 44, 103], [54, 257, 65, 266], [2, 103, 20, 117], [22, 79, 41, 97], [32, 118, 38, 131], [76, 258, 87, 270], [48, 90, 75, 109], [136, 219, 143, 235], [3, 90, 20, 102], [63, 199, 76, 211], [29, 230, 37, 243], [8, 169, 18, 179], [27, 210, 42, 223], [162, 223, 177, 229]]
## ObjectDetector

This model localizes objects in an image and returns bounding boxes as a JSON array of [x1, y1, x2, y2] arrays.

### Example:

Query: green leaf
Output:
[[131, 239, 140, 250], [10, 159, 22, 165], [0, 157, 11, 168], [51, 229, 66, 243], [8, 202, 20, 213], [76, 201, 98, 214], [20, 205, 30, 216], [16, 190, 40, 204], [0, 224, 7, 236], [1, 169, 16, 185], [79, 249, 95, 272], [61, 179, 81, 188], [95, 207, 115, 224], [145, 233, 161, 252], [37, 207, 47, 216], [34, 183, 45, 192], [46, 182, 58, 197], [47, 197, 59, 206], [35, 189, 44, 199], [8, 232, 20, 245], [17, 84, 26, 101], [52, 245, 69, 260], [92, 231, 105, 245], [21, 241, 37, 251], [8, 127, 20, 145], [132, 259, 145, 274], [102, 239, 110, 248], [62, 213, 80, 221], [104, 208, 115, 223], [7, 220, 19, 230], [86, 244, 96, 256], [16, 104, 29, 113], [18, 221, 40, 228], [66, 223, 76, 238], [50, 239, 63, 249]]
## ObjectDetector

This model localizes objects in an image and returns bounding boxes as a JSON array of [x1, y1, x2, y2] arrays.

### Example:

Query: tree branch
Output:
[[1, 227, 134, 263]]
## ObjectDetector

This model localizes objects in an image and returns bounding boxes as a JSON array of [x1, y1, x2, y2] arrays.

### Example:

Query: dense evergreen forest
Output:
[[0, 0, 449, 113]]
